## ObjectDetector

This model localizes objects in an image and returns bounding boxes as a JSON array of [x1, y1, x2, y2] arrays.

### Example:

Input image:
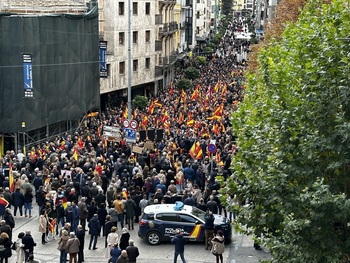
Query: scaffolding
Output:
[[0, 0, 90, 14]]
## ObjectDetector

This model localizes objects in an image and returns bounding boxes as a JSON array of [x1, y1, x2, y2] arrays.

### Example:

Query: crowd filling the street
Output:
[[0, 16, 254, 263]]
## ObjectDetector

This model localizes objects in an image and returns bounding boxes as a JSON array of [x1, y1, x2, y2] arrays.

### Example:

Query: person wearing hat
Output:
[[211, 230, 225, 263], [171, 229, 186, 263], [116, 250, 128, 263], [106, 226, 119, 259]]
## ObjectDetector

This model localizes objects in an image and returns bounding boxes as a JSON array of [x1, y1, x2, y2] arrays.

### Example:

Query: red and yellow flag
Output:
[[73, 148, 79, 161], [9, 162, 14, 193], [190, 85, 200, 100], [189, 142, 203, 160], [181, 89, 187, 103], [122, 107, 128, 119], [148, 103, 155, 114], [169, 82, 174, 96]]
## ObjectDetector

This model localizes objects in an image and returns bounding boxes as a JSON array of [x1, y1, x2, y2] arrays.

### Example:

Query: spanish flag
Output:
[[221, 84, 227, 95], [181, 89, 187, 103], [189, 142, 202, 159], [86, 111, 99, 117], [148, 103, 155, 114], [73, 148, 79, 161], [142, 115, 149, 128], [207, 115, 222, 121], [9, 163, 14, 193], [122, 107, 128, 119], [154, 99, 163, 108], [178, 112, 184, 124], [213, 81, 220, 93], [190, 85, 200, 100], [187, 119, 195, 126], [212, 123, 219, 135], [162, 111, 169, 123], [213, 103, 223, 116]]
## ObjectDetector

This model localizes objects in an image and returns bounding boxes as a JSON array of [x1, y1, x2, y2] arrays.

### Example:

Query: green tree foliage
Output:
[[132, 95, 148, 110], [222, 0, 350, 261], [176, 78, 192, 90], [195, 56, 207, 66], [185, 67, 200, 80]]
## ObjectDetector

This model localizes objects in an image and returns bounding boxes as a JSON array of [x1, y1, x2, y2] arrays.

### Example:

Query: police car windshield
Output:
[[191, 206, 206, 221]]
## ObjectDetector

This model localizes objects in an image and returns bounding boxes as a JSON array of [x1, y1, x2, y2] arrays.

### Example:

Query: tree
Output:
[[132, 95, 148, 110], [195, 56, 207, 66], [176, 78, 192, 91], [185, 67, 200, 80], [222, 0, 350, 262]]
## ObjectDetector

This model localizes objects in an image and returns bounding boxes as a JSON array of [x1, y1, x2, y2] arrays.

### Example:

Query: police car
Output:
[[138, 202, 232, 245]]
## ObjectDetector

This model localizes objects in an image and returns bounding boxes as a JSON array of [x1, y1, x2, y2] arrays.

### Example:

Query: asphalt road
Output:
[[8, 208, 271, 263]]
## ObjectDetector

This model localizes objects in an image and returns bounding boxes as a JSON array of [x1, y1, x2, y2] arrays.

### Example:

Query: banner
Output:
[[99, 41, 107, 78], [23, 53, 33, 98]]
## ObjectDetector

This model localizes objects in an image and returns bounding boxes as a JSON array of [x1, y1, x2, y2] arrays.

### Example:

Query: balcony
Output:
[[155, 40, 162, 52], [155, 66, 163, 78], [161, 53, 178, 66]]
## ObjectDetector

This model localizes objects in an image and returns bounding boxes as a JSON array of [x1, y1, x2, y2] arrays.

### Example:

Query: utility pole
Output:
[[255, 0, 262, 30]]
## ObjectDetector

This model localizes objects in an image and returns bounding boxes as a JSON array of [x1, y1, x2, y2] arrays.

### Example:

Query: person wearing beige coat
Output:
[[65, 232, 80, 263], [39, 210, 48, 245]]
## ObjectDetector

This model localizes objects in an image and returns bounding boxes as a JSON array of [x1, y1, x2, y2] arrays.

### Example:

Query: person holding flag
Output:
[[0, 196, 9, 220]]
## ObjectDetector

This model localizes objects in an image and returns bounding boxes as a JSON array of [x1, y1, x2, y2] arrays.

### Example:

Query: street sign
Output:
[[208, 143, 217, 154], [125, 128, 137, 143], [130, 120, 138, 129], [123, 119, 130, 128]]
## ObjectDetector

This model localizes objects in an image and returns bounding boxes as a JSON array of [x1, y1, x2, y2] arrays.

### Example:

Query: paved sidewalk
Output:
[[227, 231, 271, 263]]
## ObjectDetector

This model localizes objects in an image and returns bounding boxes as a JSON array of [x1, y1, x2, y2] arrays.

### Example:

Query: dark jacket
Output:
[[88, 216, 100, 236], [76, 229, 85, 248], [119, 232, 130, 250], [22, 234, 36, 253], [110, 247, 122, 263], [0, 237, 12, 258], [204, 213, 215, 230], [126, 245, 139, 262], [3, 211, 15, 229], [171, 233, 186, 252], [12, 191, 24, 206]]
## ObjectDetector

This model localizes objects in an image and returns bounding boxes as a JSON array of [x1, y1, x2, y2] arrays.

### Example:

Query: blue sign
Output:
[[99, 41, 107, 78], [208, 144, 217, 154], [23, 54, 33, 98], [125, 128, 137, 143]]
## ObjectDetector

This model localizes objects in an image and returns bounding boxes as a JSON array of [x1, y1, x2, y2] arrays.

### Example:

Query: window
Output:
[[119, 61, 125, 74], [119, 2, 124, 15], [145, 30, 150, 43], [179, 214, 197, 223], [156, 213, 178, 222], [133, 59, 138, 71], [133, 2, 138, 15], [145, 57, 150, 69], [145, 2, 150, 15], [196, 11, 200, 19], [197, 0, 200, 3], [119, 32, 125, 45], [133, 31, 138, 44]]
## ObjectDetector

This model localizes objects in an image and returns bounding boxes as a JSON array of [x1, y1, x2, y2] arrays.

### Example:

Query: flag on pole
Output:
[[73, 148, 79, 161], [190, 85, 200, 100], [122, 107, 128, 119], [169, 82, 174, 96], [189, 142, 203, 160]]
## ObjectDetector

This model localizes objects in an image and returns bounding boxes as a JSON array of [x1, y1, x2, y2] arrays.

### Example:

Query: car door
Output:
[[178, 213, 204, 242], [156, 212, 179, 241]]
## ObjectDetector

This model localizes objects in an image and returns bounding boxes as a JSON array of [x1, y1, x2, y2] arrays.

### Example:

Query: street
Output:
[[8, 205, 271, 263]]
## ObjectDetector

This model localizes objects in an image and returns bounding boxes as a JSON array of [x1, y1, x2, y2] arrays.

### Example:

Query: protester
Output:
[[116, 250, 128, 263], [211, 230, 225, 263], [39, 210, 48, 245], [119, 228, 130, 251], [15, 232, 25, 263], [57, 230, 69, 263], [106, 226, 119, 259], [88, 214, 100, 250], [171, 229, 186, 263], [76, 225, 85, 263], [21, 230, 36, 262], [204, 210, 215, 250], [126, 239, 139, 263], [110, 243, 122, 263], [65, 232, 80, 263], [0, 232, 11, 263]]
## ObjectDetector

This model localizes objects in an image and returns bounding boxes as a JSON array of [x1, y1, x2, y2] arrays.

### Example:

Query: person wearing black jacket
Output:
[[35, 186, 46, 216], [76, 225, 85, 263], [171, 229, 186, 263], [126, 239, 139, 263], [21, 230, 36, 262], [204, 211, 215, 250]]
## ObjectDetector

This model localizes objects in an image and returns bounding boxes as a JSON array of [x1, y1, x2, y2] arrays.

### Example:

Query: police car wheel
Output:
[[146, 231, 161, 245]]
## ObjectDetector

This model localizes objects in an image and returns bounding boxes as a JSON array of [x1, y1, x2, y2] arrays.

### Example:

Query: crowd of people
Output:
[[0, 16, 252, 263]]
